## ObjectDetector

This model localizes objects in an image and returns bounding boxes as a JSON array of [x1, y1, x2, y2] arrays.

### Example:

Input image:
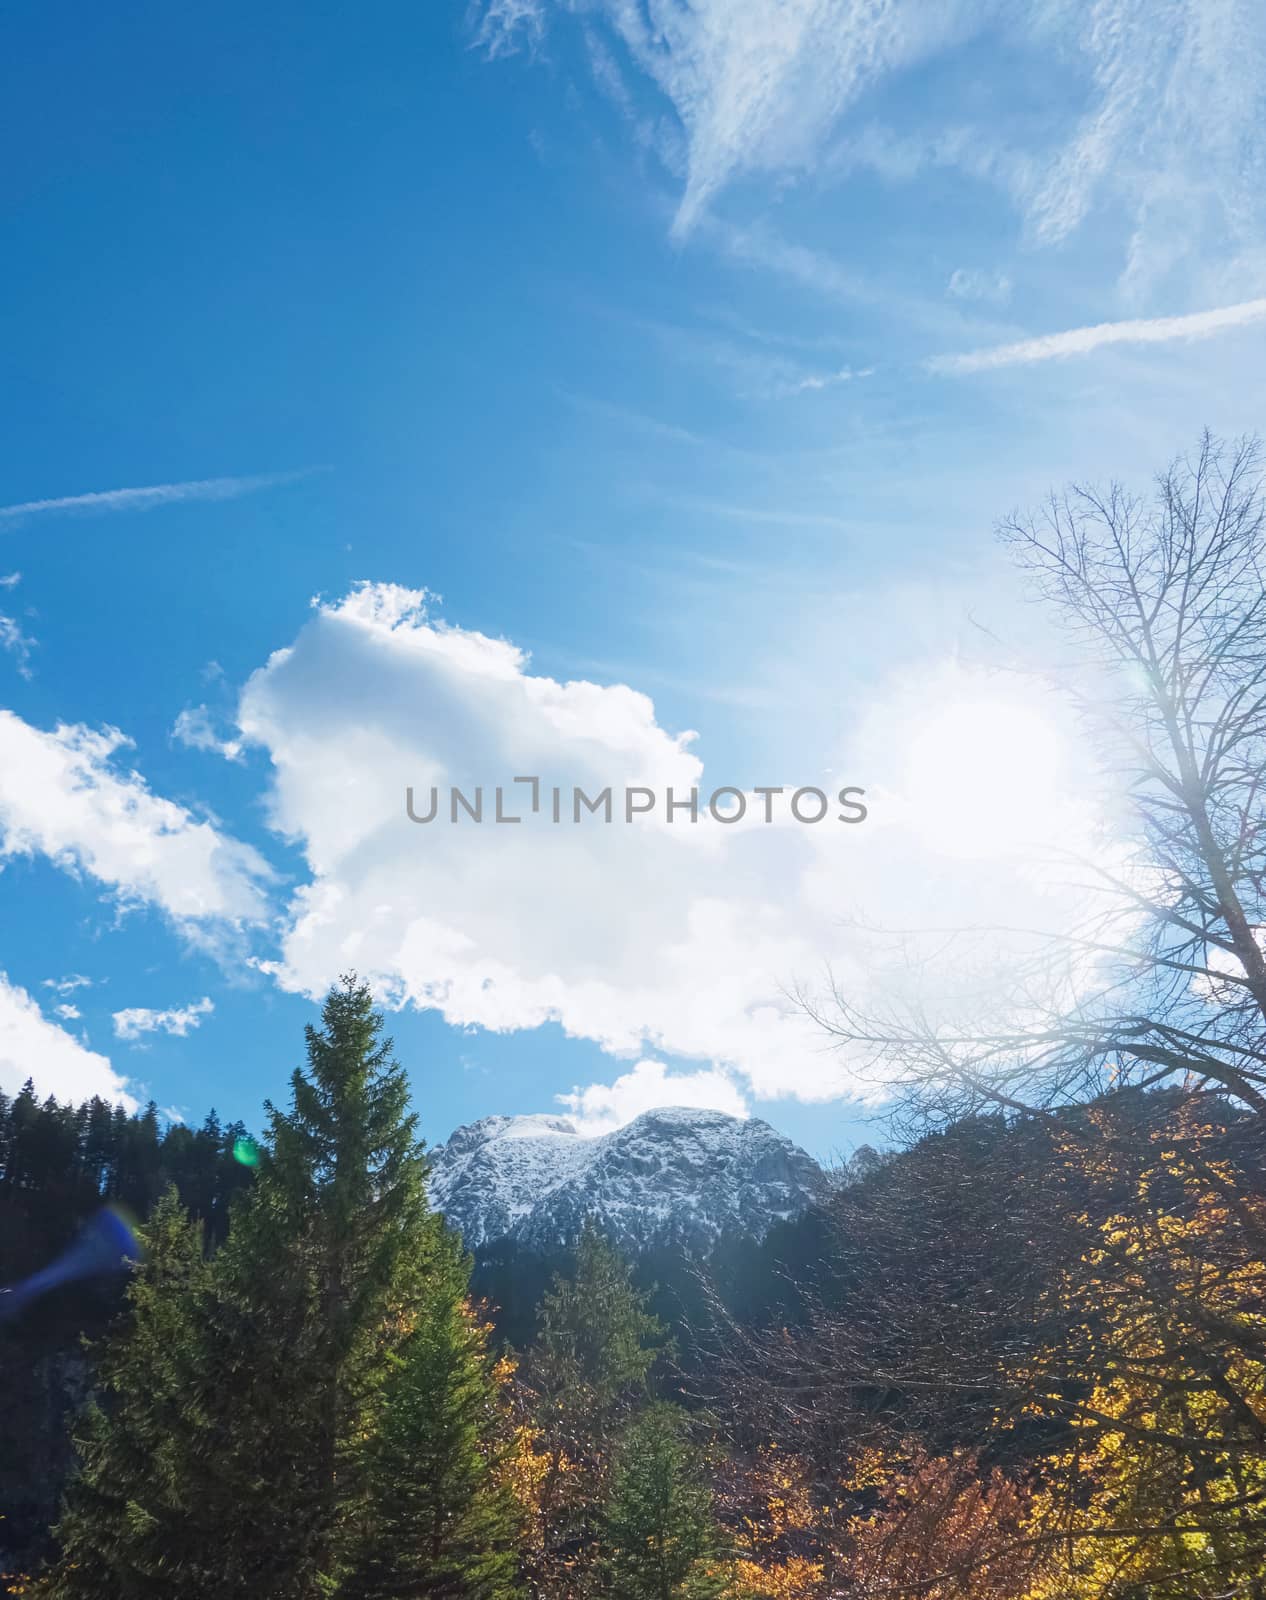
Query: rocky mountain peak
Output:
[[428, 1105, 823, 1253]]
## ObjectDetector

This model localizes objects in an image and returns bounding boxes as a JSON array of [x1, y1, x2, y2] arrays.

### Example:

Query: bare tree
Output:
[[725, 434, 1266, 1597], [815, 431, 1266, 1122], [702, 1095, 1266, 1598]]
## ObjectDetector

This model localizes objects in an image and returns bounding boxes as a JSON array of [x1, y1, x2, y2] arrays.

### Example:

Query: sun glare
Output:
[[902, 692, 1076, 862]]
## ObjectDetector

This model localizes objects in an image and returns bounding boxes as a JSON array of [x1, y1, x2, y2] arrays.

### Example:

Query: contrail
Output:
[[0, 468, 321, 523], [929, 297, 1266, 374]]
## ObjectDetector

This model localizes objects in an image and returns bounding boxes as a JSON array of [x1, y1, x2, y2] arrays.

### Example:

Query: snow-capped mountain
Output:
[[428, 1106, 824, 1253]]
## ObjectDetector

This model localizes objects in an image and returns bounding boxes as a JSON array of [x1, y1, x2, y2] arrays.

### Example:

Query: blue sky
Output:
[[2, 0, 1265, 1159]]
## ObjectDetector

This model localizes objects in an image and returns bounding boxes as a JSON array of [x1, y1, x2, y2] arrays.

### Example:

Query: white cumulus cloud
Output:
[[0, 973, 134, 1106], [0, 710, 273, 933], [172, 704, 244, 762], [236, 583, 1105, 1112], [43, 974, 94, 995], [113, 997, 214, 1042], [558, 1058, 749, 1136]]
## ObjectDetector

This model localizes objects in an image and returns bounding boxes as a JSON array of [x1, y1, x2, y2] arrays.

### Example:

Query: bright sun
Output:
[[901, 693, 1075, 862]]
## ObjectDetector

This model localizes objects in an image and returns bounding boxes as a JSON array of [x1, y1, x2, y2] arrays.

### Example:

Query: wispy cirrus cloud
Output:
[[1024, 0, 1266, 299], [0, 613, 36, 678], [0, 571, 35, 677], [928, 296, 1266, 374], [0, 469, 318, 525], [633, 310, 875, 400], [700, 216, 974, 343], [476, 0, 547, 58], [946, 267, 1012, 305], [479, 0, 972, 237], [703, 215, 876, 303], [476, 2, 1266, 293], [786, 364, 873, 395]]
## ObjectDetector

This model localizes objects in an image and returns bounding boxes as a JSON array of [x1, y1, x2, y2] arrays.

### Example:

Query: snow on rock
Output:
[[428, 1105, 824, 1253]]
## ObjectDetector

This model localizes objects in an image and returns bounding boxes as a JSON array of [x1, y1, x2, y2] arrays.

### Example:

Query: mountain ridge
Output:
[[428, 1105, 824, 1253]]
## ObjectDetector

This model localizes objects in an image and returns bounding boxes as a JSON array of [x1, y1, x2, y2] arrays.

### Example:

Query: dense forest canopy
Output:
[[3, 1047, 1263, 1598]]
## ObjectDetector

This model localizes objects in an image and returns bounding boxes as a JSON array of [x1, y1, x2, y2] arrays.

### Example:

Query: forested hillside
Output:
[[0, 1087, 256, 1563], [3, 998, 1263, 1596]]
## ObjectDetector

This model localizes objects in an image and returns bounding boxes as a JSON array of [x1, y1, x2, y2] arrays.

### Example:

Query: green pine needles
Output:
[[599, 1405, 729, 1600], [43, 977, 520, 1600]]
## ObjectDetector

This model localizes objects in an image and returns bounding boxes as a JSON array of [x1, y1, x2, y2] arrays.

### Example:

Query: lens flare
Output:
[[0, 1205, 143, 1322], [232, 1135, 260, 1167]]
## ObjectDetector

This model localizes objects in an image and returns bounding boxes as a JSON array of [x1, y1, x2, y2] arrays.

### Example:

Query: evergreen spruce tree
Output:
[[533, 1219, 664, 1421], [43, 1190, 215, 1598], [193, 974, 436, 1597], [523, 1220, 665, 1589], [345, 1226, 521, 1600], [47, 978, 439, 1597], [598, 1405, 728, 1600]]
